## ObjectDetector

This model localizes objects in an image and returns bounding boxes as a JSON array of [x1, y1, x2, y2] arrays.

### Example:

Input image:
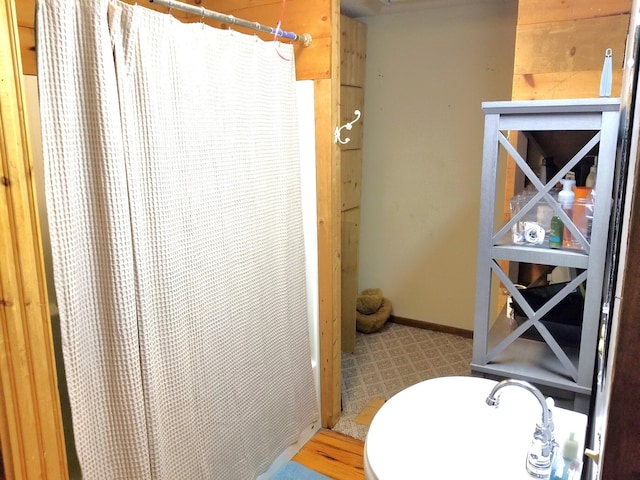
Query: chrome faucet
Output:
[[486, 379, 558, 478]]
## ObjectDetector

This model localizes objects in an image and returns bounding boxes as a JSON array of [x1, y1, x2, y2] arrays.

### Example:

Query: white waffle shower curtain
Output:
[[36, 1, 318, 478]]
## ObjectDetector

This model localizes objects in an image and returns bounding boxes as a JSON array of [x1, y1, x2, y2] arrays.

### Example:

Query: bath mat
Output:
[[272, 461, 331, 479]]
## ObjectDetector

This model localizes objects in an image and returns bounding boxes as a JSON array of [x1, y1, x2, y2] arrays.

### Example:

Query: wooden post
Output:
[[0, 0, 68, 477], [314, 0, 342, 428]]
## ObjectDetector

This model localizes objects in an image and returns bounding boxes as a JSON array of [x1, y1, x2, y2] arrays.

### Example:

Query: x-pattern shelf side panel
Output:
[[486, 259, 584, 381], [492, 130, 601, 253]]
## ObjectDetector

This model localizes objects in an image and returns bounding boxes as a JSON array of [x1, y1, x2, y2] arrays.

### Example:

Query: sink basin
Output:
[[364, 376, 587, 480]]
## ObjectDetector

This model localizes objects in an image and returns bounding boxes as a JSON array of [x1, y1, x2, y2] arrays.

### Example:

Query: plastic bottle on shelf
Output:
[[557, 178, 575, 248], [569, 186, 593, 249], [558, 178, 576, 206], [550, 432, 581, 480], [549, 216, 564, 248], [586, 162, 597, 188]]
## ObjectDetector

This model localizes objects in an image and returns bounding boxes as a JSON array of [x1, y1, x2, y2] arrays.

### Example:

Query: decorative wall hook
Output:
[[334, 110, 361, 145]]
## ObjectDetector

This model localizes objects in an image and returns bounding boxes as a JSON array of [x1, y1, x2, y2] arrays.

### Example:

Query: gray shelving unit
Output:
[[471, 98, 621, 413]]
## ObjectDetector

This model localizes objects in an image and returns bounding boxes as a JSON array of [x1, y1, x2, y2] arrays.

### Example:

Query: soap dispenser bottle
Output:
[[558, 178, 576, 208], [559, 179, 576, 248], [550, 432, 580, 480]]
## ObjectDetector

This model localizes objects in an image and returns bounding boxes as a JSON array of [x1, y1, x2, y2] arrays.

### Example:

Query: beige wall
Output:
[[358, 0, 517, 330]]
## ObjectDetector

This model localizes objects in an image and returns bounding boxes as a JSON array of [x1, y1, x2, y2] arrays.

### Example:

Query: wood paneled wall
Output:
[[16, 0, 332, 80], [505, 0, 632, 237], [511, 0, 631, 100], [339, 15, 366, 354], [1, 1, 68, 478]]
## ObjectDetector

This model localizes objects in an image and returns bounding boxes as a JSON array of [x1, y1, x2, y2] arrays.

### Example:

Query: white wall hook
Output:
[[334, 110, 361, 145]]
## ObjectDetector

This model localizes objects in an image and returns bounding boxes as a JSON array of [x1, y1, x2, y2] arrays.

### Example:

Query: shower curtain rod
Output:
[[149, 0, 313, 46]]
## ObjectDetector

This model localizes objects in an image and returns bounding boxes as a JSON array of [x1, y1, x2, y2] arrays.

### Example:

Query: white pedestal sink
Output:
[[363, 376, 587, 480]]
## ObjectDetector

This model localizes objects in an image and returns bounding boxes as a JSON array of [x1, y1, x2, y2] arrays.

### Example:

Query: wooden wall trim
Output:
[[315, 78, 341, 427], [0, 0, 68, 478], [390, 316, 473, 339]]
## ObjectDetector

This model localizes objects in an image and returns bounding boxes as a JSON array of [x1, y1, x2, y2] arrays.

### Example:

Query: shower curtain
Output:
[[36, 1, 318, 478]]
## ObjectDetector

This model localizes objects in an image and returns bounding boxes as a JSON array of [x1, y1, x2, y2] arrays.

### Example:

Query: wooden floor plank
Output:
[[293, 429, 365, 480]]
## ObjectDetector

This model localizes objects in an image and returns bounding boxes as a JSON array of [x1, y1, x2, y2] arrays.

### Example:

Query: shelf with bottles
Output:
[[498, 129, 601, 257], [472, 98, 621, 411], [508, 183, 595, 251]]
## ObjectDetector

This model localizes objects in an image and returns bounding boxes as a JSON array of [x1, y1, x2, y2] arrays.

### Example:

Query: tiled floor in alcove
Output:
[[331, 321, 473, 441]]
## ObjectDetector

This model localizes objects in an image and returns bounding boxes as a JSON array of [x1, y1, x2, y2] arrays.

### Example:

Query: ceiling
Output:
[[340, 0, 500, 18]]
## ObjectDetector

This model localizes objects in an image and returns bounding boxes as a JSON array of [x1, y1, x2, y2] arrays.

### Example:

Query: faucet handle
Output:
[[545, 397, 556, 439], [528, 425, 555, 476], [527, 399, 558, 478]]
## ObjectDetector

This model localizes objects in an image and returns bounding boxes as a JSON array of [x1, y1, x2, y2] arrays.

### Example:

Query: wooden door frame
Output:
[[0, 0, 68, 478]]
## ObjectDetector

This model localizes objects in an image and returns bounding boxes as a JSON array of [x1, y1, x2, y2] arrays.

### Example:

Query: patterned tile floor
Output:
[[331, 321, 473, 441]]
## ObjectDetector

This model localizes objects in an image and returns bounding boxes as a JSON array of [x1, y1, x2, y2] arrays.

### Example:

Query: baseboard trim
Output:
[[390, 315, 473, 339]]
